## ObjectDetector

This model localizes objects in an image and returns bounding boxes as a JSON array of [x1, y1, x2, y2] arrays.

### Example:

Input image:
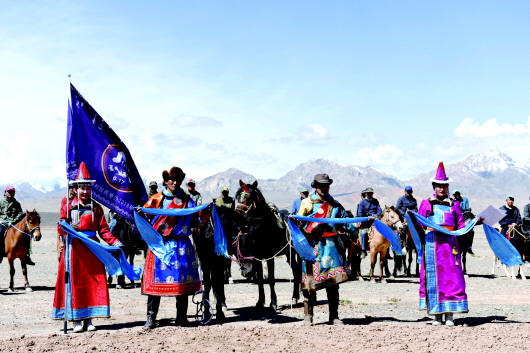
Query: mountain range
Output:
[[2, 150, 530, 213]]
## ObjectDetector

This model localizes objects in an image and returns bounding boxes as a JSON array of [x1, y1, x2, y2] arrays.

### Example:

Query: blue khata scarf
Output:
[[405, 212, 523, 267], [287, 215, 403, 261], [58, 221, 142, 281], [134, 202, 229, 266]]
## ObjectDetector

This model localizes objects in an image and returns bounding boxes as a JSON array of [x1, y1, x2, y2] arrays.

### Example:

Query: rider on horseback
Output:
[[0, 186, 34, 265], [499, 195, 522, 243], [356, 187, 382, 258]]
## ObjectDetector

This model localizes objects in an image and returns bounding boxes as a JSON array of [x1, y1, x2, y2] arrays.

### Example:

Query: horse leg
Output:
[[380, 251, 387, 284], [267, 258, 278, 311], [369, 252, 377, 283], [211, 256, 227, 320], [8, 258, 15, 292], [255, 260, 265, 308], [405, 248, 412, 277], [21, 258, 32, 292], [287, 252, 301, 303], [128, 251, 136, 287]]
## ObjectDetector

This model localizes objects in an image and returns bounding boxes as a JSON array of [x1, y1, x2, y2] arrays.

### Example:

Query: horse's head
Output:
[[235, 180, 263, 213], [26, 209, 41, 241], [381, 206, 403, 233]]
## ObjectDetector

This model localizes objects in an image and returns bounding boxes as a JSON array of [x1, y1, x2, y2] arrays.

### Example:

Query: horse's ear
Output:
[[26, 210, 30, 215], [239, 180, 245, 187], [252, 180, 258, 188], [33, 208, 37, 213], [385, 205, 389, 210]]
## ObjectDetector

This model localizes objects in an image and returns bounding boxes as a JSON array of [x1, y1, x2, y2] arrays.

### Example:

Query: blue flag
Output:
[[67, 84, 148, 220]]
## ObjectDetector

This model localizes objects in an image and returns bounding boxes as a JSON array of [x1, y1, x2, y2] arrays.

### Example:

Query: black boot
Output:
[[144, 295, 160, 329], [327, 285, 343, 325], [24, 255, 35, 266], [175, 296, 190, 326]]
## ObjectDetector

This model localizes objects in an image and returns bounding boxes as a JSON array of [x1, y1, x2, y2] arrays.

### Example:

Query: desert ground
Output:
[[0, 208, 529, 352]]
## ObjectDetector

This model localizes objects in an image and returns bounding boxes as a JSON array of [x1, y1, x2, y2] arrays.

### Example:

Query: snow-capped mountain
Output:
[[4, 150, 530, 214]]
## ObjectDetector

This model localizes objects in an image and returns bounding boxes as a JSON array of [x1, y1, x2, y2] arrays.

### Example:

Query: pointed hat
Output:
[[70, 162, 96, 185], [429, 161, 452, 184]]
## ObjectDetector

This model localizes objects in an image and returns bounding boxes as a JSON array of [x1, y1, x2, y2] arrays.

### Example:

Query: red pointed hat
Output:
[[70, 162, 96, 185], [429, 161, 452, 184]]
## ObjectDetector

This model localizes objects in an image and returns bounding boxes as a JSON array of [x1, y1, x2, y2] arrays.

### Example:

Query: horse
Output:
[[368, 206, 404, 283], [107, 212, 146, 288], [193, 204, 241, 322], [402, 224, 419, 277], [233, 180, 301, 310], [1, 210, 42, 292], [457, 210, 475, 276], [502, 225, 530, 280]]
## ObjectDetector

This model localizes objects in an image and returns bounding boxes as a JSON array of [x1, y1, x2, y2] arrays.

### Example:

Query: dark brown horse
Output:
[[1, 210, 42, 292]]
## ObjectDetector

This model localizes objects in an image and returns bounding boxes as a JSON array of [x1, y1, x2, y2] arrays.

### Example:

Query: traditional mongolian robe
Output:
[[297, 193, 351, 292], [418, 196, 468, 314], [141, 188, 201, 296], [53, 199, 121, 320]]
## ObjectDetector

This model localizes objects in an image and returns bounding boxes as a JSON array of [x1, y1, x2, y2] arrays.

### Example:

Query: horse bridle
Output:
[[4, 217, 40, 239], [381, 210, 402, 230]]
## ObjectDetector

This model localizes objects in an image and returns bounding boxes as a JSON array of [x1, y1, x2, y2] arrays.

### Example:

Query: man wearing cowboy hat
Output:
[[356, 187, 382, 255], [297, 173, 352, 326], [141, 166, 201, 329]]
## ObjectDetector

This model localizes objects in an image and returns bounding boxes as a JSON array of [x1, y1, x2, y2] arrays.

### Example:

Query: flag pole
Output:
[[64, 74, 72, 334]]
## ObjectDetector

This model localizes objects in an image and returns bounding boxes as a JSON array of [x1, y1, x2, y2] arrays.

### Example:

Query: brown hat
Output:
[[162, 166, 185, 182], [311, 173, 333, 188]]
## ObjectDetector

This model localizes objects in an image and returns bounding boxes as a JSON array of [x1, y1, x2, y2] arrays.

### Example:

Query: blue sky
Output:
[[2, 1, 530, 184]]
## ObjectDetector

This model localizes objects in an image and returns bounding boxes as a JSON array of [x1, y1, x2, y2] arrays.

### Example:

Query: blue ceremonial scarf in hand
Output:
[[58, 221, 142, 280], [405, 212, 523, 267], [288, 215, 403, 261], [134, 203, 229, 266]]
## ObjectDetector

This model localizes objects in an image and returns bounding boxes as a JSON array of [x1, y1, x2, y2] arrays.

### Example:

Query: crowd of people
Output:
[[1, 161, 528, 332]]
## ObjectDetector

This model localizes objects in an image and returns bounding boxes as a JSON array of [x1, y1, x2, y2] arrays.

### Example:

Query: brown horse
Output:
[[368, 206, 403, 283], [1, 210, 42, 292]]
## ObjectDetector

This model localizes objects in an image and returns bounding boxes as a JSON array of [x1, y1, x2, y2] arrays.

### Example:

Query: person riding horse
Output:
[[297, 173, 353, 326], [499, 195, 522, 243], [0, 186, 34, 265], [356, 187, 382, 258]]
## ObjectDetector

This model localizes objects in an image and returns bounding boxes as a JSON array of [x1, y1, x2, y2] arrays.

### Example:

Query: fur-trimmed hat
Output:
[[162, 166, 185, 182]]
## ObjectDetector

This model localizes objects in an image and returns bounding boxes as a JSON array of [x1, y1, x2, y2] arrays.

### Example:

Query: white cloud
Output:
[[173, 113, 222, 127], [356, 144, 404, 164], [454, 117, 530, 137], [301, 124, 329, 140]]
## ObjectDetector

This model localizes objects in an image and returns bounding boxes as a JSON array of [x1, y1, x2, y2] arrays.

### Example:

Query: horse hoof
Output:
[[270, 304, 278, 311], [255, 302, 264, 309], [370, 279, 376, 284], [228, 277, 234, 284], [116, 284, 123, 289], [291, 298, 298, 305], [25, 286, 33, 292], [381, 279, 387, 284], [8, 288, 14, 293]]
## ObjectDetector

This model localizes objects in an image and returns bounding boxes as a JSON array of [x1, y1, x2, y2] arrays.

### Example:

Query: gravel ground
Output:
[[0, 211, 529, 352]]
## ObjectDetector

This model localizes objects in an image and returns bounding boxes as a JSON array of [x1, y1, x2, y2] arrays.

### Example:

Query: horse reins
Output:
[[1, 218, 40, 239]]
